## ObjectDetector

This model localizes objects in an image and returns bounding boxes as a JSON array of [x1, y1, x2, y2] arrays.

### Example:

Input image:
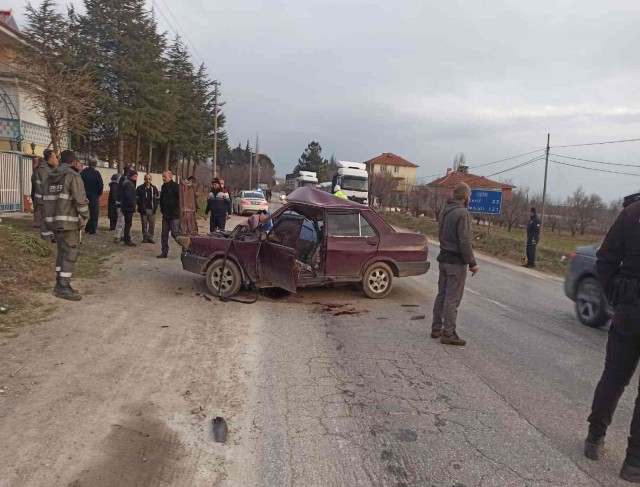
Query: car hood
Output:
[[576, 244, 599, 257]]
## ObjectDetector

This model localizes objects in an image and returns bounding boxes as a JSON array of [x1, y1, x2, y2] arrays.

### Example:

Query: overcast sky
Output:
[[14, 0, 640, 201]]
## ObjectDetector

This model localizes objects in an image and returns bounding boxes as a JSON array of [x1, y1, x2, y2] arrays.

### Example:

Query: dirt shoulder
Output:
[[0, 214, 259, 487]]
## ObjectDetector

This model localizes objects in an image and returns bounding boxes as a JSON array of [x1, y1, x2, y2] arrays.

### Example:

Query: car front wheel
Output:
[[576, 276, 608, 328], [362, 262, 393, 299], [206, 259, 242, 298]]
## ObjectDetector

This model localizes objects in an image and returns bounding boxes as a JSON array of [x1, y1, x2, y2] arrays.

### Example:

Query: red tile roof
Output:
[[428, 172, 515, 190], [363, 152, 419, 168]]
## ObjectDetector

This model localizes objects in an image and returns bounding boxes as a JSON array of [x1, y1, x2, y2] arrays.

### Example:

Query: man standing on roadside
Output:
[[120, 170, 138, 247], [524, 207, 541, 268], [431, 182, 479, 346], [584, 191, 640, 482], [136, 173, 159, 244], [158, 170, 181, 258], [205, 178, 232, 232], [42, 150, 89, 301], [80, 157, 104, 235], [33, 149, 57, 242], [108, 173, 119, 231]]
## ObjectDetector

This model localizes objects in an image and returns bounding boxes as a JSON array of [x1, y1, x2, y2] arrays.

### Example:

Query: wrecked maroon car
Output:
[[177, 186, 430, 299]]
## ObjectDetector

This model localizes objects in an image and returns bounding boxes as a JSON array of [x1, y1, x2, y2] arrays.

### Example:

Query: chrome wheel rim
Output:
[[211, 267, 234, 293], [368, 268, 389, 294], [577, 281, 601, 321]]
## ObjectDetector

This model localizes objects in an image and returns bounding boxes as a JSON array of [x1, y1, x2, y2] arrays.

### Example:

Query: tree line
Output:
[[16, 0, 277, 182]]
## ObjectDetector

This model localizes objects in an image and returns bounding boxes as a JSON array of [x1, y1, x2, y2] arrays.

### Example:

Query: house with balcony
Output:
[[0, 9, 62, 156]]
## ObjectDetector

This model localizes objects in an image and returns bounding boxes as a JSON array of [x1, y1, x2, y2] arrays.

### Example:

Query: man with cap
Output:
[[41, 150, 89, 301], [525, 207, 541, 268], [333, 185, 348, 200], [431, 182, 479, 346], [80, 157, 104, 234], [107, 173, 120, 231], [120, 170, 138, 247], [205, 178, 232, 232], [585, 190, 640, 482]]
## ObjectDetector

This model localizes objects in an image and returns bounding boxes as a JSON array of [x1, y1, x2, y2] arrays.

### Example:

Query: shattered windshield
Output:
[[341, 177, 368, 191]]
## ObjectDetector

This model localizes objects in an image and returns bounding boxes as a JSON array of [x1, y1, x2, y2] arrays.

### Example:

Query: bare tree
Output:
[[13, 0, 95, 154], [565, 187, 604, 236], [452, 153, 466, 172], [370, 172, 398, 209], [408, 185, 430, 216], [502, 187, 528, 231]]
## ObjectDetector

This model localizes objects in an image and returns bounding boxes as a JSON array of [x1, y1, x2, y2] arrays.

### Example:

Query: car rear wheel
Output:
[[576, 277, 608, 328], [206, 259, 242, 298], [362, 262, 393, 299]]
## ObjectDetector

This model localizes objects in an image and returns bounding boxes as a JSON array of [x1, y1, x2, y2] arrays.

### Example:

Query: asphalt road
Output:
[[236, 208, 632, 486]]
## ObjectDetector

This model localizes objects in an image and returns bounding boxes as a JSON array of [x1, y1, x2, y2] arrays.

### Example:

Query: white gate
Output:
[[0, 152, 24, 212]]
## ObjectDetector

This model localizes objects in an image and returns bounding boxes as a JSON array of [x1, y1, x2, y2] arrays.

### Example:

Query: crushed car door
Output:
[[259, 214, 304, 292]]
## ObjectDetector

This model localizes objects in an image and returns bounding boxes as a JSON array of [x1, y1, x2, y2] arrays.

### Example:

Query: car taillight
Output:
[[568, 252, 577, 260], [241, 200, 248, 205], [261, 201, 269, 206]]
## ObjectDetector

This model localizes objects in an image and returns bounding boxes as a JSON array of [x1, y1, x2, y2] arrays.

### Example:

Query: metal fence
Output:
[[0, 152, 32, 212]]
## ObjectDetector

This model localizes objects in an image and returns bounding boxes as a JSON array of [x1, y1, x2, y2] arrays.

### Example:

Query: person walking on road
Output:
[[205, 178, 232, 232], [524, 207, 541, 268], [431, 182, 479, 346], [107, 173, 119, 231], [42, 150, 89, 301], [113, 171, 126, 243], [80, 157, 104, 234], [120, 170, 138, 247], [33, 149, 57, 242], [136, 173, 159, 244], [584, 191, 640, 482], [158, 171, 181, 258], [333, 185, 348, 200]]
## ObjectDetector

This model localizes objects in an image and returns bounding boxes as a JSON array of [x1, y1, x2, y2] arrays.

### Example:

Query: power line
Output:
[[550, 159, 640, 177], [549, 153, 640, 168], [468, 148, 546, 169], [156, 0, 207, 66], [550, 137, 640, 148], [151, 0, 204, 66]]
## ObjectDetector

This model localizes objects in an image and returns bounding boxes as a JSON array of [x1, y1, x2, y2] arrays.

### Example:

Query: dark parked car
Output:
[[177, 186, 430, 299], [565, 244, 612, 327]]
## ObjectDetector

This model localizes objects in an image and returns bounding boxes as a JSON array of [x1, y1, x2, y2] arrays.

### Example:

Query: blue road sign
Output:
[[469, 189, 503, 215]]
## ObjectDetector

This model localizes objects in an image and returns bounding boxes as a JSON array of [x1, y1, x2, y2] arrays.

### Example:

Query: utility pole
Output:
[[540, 133, 550, 240], [252, 134, 259, 189], [248, 151, 252, 189], [148, 141, 153, 174], [212, 81, 220, 179]]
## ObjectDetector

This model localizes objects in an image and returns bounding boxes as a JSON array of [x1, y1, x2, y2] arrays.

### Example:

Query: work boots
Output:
[[440, 332, 467, 346], [56, 276, 79, 294], [584, 430, 605, 461], [53, 283, 82, 301]]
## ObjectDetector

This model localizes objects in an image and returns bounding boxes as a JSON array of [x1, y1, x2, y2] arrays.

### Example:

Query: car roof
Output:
[[287, 186, 367, 209]]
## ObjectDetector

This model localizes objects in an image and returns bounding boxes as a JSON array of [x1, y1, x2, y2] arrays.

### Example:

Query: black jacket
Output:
[[108, 180, 118, 219], [160, 180, 180, 219], [80, 166, 104, 197], [121, 179, 137, 213], [597, 200, 640, 334], [527, 215, 541, 241], [136, 184, 159, 214], [205, 188, 232, 217]]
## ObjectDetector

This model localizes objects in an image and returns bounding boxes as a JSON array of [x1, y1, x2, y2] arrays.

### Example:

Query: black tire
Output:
[[575, 276, 608, 328], [205, 259, 242, 298], [362, 262, 394, 299]]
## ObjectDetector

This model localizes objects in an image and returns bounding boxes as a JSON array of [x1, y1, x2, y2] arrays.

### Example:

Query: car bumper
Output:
[[396, 260, 431, 277], [181, 252, 209, 274], [240, 205, 268, 213]]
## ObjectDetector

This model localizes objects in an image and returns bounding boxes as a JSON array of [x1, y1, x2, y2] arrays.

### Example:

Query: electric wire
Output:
[[549, 153, 640, 168], [549, 159, 640, 177]]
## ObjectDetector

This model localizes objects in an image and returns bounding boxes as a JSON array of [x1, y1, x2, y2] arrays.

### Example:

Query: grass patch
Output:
[[0, 215, 123, 333], [380, 210, 601, 277]]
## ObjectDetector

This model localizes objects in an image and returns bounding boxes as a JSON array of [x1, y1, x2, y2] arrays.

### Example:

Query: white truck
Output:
[[284, 171, 319, 195], [332, 161, 369, 205]]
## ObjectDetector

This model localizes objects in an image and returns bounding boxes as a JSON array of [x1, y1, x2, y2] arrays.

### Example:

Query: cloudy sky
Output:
[[14, 0, 640, 201]]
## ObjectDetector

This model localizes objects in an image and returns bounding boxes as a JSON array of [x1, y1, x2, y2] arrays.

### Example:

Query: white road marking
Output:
[[466, 287, 510, 310]]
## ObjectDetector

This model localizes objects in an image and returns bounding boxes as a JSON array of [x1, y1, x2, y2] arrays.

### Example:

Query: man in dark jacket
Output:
[[120, 170, 138, 247], [205, 178, 232, 232], [524, 207, 541, 268], [33, 150, 58, 241], [80, 157, 104, 234], [136, 173, 159, 244], [431, 183, 479, 346], [107, 174, 119, 231], [158, 170, 181, 258], [585, 192, 640, 482]]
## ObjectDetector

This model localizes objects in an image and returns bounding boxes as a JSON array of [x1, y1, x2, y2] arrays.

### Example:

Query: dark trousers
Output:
[[209, 215, 227, 232], [161, 218, 182, 255], [432, 262, 468, 336], [109, 214, 118, 231], [54, 230, 79, 285], [122, 211, 134, 243], [526, 238, 537, 267], [589, 327, 640, 464], [86, 194, 100, 234]]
